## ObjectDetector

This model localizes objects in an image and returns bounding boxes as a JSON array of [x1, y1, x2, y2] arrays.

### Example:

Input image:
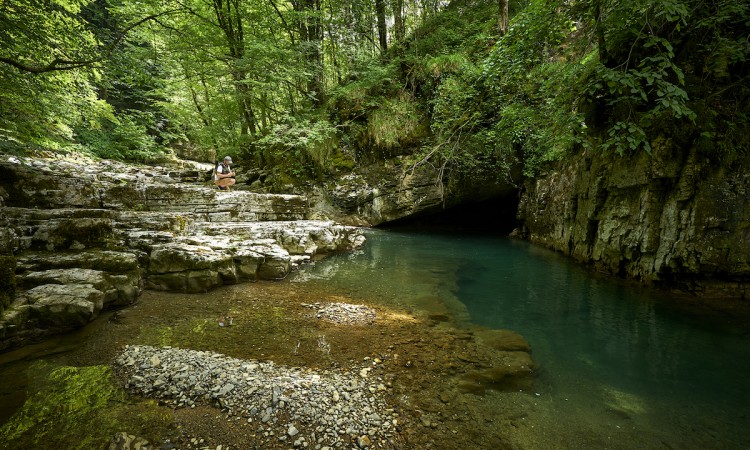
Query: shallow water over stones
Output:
[[4, 228, 748, 449], [0, 258, 533, 449]]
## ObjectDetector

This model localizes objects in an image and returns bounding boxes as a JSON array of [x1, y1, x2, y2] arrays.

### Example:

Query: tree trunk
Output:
[[391, 0, 405, 44], [498, 0, 509, 36], [212, 0, 257, 135], [293, 0, 325, 105], [375, 0, 388, 53], [593, 0, 609, 65]]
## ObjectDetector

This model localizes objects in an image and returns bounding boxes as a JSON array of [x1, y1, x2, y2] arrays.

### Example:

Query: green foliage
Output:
[[1, 0, 747, 178], [368, 93, 427, 149], [0, 0, 173, 158], [410, 0, 497, 58], [75, 110, 166, 162], [483, 0, 572, 83], [471, 0, 584, 175], [255, 115, 340, 179], [329, 62, 402, 121], [0, 64, 107, 148], [0, 1, 95, 146], [329, 59, 429, 163], [582, 1, 698, 154]]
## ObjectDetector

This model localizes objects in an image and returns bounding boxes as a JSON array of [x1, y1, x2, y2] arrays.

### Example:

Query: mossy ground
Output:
[[0, 362, 175, 449]]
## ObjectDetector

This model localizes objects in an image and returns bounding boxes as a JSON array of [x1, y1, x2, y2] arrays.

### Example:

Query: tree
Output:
[[391, 0, 405, 43], [0, 0, 177, 74], [211, 0, 257, 136], [375, 0, 388, 52], [498, 0, 508, 35], [292, 0, 325, 105]]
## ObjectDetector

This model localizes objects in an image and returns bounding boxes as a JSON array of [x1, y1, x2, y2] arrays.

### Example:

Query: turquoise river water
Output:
[[294, 228, 750, 449], [1, 227, 749, 449]]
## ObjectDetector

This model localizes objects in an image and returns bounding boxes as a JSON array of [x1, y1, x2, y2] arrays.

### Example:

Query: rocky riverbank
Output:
[[1, 276, 538, 450], [105, 289, 535, 450], [0, 152, 364, 350], [516, 146, 750, 303]]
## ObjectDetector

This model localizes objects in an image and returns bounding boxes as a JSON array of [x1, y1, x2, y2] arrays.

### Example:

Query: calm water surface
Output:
[[295, 229, 750, 449], [2, 228, 749, 448]]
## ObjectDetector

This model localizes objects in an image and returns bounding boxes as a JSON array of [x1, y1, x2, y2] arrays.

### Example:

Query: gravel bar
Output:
[[114, 345, 399, 449]]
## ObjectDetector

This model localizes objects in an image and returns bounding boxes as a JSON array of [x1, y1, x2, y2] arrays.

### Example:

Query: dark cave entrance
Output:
[[379, 192, 520, 235]]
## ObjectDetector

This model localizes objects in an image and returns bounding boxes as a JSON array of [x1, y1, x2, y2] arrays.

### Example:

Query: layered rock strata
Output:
[[315, 160, 519, 226], [0, 154, 364, 350], [517, 144, 750, 300]]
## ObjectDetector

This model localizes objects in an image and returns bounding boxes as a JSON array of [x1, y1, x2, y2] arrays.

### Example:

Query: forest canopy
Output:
[[1, 0, 747, 179]]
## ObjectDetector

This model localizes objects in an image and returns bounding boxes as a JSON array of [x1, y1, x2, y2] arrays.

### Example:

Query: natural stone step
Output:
[[0, 153, 366, 352], [19, 268, 140, 307], [1, 155, 308, 221], [16, 249, 140, 274]]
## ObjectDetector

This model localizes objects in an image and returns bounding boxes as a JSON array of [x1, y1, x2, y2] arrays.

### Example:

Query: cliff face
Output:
[[316, 159, 519, 226], [517, 139, 750, 299]]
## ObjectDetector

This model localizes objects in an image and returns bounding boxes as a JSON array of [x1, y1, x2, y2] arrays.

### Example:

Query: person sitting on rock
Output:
[[214, 156, 236, 191]]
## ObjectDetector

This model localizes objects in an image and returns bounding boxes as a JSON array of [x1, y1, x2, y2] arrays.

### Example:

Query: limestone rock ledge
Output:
[[516, 144, 750, 301], [0, 153, 365, 351], [313, 160, 518, 226]]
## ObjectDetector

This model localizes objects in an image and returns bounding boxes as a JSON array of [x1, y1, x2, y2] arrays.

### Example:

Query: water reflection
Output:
[[297, 229, 750, 448]]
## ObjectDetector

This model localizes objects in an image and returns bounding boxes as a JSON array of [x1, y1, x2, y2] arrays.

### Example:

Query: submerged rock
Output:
[[107, 432, 151, 450]]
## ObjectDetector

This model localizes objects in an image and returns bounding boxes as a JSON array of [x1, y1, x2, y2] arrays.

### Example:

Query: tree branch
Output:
[[0, 9, 182, 73]]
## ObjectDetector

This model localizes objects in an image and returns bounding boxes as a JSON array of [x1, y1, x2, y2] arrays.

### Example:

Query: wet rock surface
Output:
[[517, 146, 750, 301]]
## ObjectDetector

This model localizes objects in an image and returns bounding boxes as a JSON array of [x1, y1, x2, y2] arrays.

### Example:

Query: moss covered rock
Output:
[[0, 255, 16, 314]]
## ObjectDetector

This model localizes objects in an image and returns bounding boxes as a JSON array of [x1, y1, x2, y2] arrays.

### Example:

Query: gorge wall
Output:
[[516, 139, 750, 301], [315, 159, 519, 227]]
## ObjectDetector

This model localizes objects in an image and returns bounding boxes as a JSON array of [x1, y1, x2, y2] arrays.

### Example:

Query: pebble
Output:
[[115, 345, 396, 449]]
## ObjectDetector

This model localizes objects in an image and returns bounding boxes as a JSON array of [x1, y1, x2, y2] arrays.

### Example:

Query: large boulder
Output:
[[22, 283, 105, 328], [20, 268, 140, 307], [3, 245, 143, 350], [253, 243, 292, 280], [233, 248, 266, 281], [146, 243, 235, 292]]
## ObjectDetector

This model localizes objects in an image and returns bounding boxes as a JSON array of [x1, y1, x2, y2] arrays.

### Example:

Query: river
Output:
[[1, 228, 749, 449], [294, 228, 750, 449]]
